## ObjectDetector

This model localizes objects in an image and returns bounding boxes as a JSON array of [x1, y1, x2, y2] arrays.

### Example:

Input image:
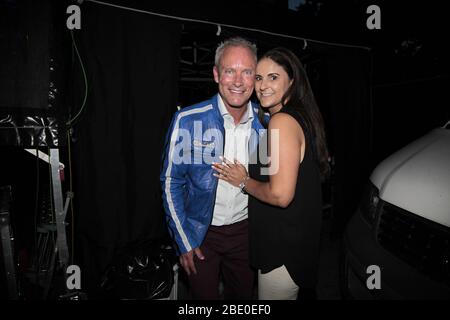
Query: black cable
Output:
[[66, 30, 88, 127], [85, 0, 371, 51]]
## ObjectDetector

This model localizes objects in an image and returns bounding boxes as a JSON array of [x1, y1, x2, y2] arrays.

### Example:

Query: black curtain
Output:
[[323, 48, 372, 237], [70, 3, 180, 296]]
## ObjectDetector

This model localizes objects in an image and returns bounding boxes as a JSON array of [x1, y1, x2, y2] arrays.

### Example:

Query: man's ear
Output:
[[213, 66, 220, 84]]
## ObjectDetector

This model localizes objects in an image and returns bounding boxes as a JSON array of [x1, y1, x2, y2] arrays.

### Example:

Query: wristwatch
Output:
[[239, 176, 249, 195]]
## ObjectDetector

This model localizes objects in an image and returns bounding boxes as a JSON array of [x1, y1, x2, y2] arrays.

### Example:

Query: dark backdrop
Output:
[[70, 3, 181, 296], [322, 48, 372, 235]]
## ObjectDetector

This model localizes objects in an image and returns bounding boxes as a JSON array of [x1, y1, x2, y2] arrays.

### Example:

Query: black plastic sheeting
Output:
[[0, 115, 65, 147], [0, 47, 67, 147], [100, 241, 177, 300], [0, 0, 69, 148]]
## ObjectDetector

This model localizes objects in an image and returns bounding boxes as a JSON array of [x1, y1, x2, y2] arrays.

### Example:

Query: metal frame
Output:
[[24, 148, 72, 299]]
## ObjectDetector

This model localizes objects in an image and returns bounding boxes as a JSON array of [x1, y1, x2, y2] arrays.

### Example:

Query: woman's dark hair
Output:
[[257, 47, 330, 178]]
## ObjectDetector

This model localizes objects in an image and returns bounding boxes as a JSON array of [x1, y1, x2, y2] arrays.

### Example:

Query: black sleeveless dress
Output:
[[248, 106, 322, 289]]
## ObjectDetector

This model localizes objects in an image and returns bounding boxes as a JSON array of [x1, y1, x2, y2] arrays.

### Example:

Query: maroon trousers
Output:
[[188, 219, 255, 300]]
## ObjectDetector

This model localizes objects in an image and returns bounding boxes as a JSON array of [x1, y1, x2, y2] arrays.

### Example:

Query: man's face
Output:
[[213, 46, 256, 110]]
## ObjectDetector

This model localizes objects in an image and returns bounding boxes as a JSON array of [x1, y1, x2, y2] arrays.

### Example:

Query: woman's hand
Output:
[[212, 156, 248, 188]]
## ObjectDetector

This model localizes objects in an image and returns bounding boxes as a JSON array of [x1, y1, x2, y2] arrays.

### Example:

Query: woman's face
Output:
[[255, 58, 292, 113]]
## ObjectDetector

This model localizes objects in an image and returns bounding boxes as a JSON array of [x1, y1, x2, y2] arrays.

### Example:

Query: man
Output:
[[161, 37, 265, 299]]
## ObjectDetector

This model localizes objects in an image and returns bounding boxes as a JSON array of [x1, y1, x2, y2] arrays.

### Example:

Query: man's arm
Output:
[[160, 112, 205, 274], [160, 111, 192, 253]]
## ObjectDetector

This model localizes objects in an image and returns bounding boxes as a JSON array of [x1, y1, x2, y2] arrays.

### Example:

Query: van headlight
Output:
[[360, 181, 380, 225]]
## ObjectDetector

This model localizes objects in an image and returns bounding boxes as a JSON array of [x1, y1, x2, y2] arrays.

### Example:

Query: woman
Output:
[[212, 47, 330, 300]]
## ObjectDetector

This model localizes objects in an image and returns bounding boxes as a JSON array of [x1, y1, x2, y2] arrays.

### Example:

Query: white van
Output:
[[342, 121, 450, 299]]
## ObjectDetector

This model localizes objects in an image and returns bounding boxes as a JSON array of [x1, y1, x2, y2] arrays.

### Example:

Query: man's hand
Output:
[[179, 247, 205, 276]]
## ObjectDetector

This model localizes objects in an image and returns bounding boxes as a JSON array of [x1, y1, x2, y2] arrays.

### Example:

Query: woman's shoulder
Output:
[[268, 112, 306, 147], [269, 111, 304, 132]]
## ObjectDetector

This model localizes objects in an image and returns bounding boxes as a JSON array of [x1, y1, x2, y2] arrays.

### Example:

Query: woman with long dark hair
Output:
[[212, 47, 329, 299]]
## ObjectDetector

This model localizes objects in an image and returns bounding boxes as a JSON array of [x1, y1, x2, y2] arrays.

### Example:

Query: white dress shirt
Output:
[[211, 95, 254, 226]]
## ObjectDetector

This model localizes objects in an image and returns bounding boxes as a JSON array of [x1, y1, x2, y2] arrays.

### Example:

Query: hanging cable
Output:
[[66, 30, 89, 127], [84, 0, 371, 51]]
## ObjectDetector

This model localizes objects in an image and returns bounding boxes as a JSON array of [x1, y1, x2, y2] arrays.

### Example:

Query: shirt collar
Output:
[[217, 94, 254, 124]]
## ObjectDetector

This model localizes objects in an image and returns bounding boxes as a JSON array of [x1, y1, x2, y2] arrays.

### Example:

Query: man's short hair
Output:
[[214, 37, 257, 67]]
